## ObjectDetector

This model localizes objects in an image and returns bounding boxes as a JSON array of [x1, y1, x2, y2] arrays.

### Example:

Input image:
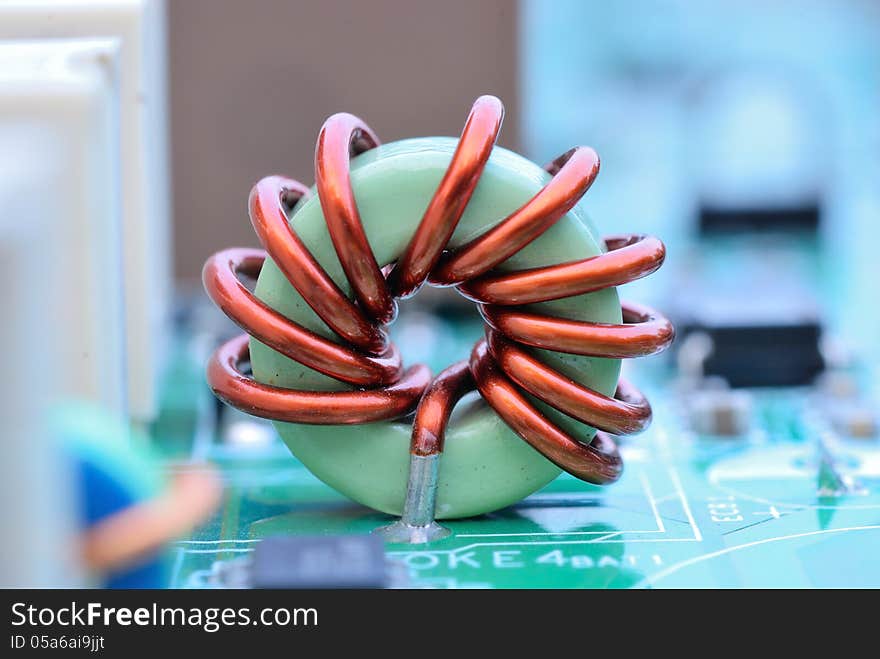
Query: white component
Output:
[[689, 389, 752, 437], [0, 41, 125, 585], [676, 331, 713, 380], [815, 370, 859, 400], [831, 404, 878, 440], [0, 39, 127, 414], [0, 0, 171, 421]]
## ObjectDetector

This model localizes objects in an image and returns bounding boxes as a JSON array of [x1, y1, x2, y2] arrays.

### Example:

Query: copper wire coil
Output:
[[204, 95, 673, 486]]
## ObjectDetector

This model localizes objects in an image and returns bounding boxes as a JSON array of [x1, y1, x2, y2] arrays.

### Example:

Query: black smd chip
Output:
[[250, 535, 388, 589]]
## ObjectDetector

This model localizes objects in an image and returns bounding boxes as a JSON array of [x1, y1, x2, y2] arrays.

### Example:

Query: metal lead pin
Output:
[[375, 362, 475, 544], [375, 453, 450, 544]]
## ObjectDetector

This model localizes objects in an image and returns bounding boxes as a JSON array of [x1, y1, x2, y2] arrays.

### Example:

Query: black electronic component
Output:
[[250, 535, 388, 589], [680, 321, 824, 387], [673, 229, 825, 388], [698, 203, 820, 235]]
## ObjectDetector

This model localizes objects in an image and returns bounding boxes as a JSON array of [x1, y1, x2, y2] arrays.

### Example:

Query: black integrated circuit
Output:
[[250, 535, 388, 589], [680, 320, 824, 387], [676, 213, 826, 387], [698, 202, 821, 235]]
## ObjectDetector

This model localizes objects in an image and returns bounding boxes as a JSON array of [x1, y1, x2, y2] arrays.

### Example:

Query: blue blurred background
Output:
[[520, 0, 880, 361]]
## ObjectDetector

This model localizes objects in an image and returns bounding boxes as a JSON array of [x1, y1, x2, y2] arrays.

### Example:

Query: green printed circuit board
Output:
[[154, 311, 880, 589]]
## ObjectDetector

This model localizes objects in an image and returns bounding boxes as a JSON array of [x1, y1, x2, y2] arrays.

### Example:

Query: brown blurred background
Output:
[[169, 0, 520, 283]]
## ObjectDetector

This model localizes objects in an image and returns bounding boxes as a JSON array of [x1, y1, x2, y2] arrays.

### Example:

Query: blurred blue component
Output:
[[76, 458, 166, 589], [52, 403, 168, 589]]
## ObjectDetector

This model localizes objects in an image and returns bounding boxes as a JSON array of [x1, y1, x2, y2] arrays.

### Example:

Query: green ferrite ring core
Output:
[[251, 137, 621, 519]]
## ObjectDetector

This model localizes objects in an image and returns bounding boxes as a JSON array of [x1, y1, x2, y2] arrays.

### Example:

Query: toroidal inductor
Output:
[[203, 95, 673, 542]]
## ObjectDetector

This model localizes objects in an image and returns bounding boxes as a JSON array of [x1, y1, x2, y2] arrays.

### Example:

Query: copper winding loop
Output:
[[388, 95, 504, 299], [485, 329, 651, 436], [204, 95, 673, 488], [207, 335, 430, 425], [479, 300, 674, 359], [203, 248, 402, 386], [469, 339, 623, 484], [316, 113, 397, 325], [459, 234, 666, 305], [249, 175, 389, 354], [429, 145, 601, 286]]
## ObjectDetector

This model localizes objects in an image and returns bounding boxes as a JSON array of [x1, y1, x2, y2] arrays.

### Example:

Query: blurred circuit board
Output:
[[155, 301, 880, 589]]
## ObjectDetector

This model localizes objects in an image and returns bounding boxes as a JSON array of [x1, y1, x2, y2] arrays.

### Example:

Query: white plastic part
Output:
[[0, 39, 128, 585], [0, 39, 128, 414], [0, 0, 171, 421]]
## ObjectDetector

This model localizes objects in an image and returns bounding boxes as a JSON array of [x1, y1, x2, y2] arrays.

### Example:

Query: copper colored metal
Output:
[[203, 248, 401, 385], [204, 95, 673, 488], [486, 329, 651, 436], [389, 95, 504, 299], [469, 340, 623, 484], [480, 300, 674, 359], [248, 175, 388, 354], [207, 335, 430, 425], [459, 234, 666, 305], [410, 361, 474, 456], [315, 113, 396, 325], [429, 146, 600, 286]]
